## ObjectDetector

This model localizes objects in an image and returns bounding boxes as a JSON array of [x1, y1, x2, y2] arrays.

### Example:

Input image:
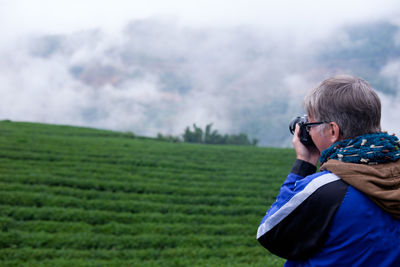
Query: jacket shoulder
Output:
[[257, 172, 348, 260]]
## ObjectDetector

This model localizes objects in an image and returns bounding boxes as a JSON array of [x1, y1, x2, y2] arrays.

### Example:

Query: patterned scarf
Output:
[[320, 132, 400, 165]]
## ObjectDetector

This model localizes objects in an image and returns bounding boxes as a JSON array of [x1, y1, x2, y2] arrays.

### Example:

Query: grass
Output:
[[0, 120, 295, 266]]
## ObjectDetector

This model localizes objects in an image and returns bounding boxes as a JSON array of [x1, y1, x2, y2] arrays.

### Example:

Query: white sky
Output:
[[1, 0, 399, 37]]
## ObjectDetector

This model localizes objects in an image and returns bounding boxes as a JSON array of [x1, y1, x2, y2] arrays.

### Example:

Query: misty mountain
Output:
[[6, 20, 400, 147]]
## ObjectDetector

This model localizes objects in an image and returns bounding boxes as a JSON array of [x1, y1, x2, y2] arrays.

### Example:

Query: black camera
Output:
[[289, 115, 315, 146]]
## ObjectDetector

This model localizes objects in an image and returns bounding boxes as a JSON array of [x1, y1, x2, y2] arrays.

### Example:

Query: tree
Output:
[[183, 124, 203, 143], [182, 123, 257, 146]]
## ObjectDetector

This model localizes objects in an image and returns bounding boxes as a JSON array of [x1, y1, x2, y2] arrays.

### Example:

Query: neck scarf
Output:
[[320, 132, 400, 165]]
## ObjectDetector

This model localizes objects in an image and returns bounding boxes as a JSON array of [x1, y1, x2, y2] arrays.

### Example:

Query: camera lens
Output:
[[289, 115, 315, 146], [289, 116, 301, 135]]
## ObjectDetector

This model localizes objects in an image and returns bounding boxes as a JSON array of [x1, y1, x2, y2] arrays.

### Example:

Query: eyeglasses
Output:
[[303, 122, 327, 132]]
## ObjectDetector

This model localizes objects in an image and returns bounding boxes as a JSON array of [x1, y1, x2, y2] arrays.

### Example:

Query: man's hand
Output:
[[292, 124, 320, 166]]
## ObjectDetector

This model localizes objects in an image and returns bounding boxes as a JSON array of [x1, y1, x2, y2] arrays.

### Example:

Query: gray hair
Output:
[[303, 75, 381, 139]]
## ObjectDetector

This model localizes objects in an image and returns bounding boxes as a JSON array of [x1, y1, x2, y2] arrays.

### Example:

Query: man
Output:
[[257, 75, 400, 266]]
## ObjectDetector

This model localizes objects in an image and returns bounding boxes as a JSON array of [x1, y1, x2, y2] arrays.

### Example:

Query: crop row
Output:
[[0, 135, 267, 158], [0, 217, 257, 236], [0, 259, 281, 267], [0, 152, 268, 173], [0, 161, 272, 186], [0, 157, 271, 185], [0, 172, 273, 197], [0, 230, 256, 250], [0, 190, 267, 216], [0, 175, 276, 198], [0, 150, 270, 170], [0, 249, 283, 267], [0, 163, 271, 187], [0, 152, 227, 172], [0, 246, 275, 262], [0, 205, 262, 225], [1, 155, 272, 178], [0, 181, 275, 207]]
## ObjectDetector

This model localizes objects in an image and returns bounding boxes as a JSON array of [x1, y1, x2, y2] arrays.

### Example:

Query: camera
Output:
[[289, 115, 315, 146]]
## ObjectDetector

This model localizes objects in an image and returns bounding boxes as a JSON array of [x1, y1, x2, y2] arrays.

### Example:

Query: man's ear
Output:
[[327, 122, 342, 143]]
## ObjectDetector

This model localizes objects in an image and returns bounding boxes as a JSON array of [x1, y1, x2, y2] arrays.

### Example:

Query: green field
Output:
[[0, 121, 295, 266]]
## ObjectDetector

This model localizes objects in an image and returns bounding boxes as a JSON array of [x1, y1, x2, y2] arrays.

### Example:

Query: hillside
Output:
[[0, 121, 295, 266]]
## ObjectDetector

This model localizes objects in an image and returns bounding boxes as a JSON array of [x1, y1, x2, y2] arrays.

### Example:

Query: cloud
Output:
[[379, 92, 400, 135], [0, 19, 318, 144], [378, 59, 400, 135], [380, 60, 400, 90], [1, 12, 400, 146]]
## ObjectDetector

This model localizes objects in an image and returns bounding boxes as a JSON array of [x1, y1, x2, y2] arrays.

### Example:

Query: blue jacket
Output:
[[257, 159, 400, 266]]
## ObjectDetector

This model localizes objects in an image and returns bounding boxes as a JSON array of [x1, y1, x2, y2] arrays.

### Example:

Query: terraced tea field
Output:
[[0, 121, 294, 266]]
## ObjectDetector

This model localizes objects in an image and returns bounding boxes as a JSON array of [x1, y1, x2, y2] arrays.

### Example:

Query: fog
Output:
[[1, 1, 400, 146]]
